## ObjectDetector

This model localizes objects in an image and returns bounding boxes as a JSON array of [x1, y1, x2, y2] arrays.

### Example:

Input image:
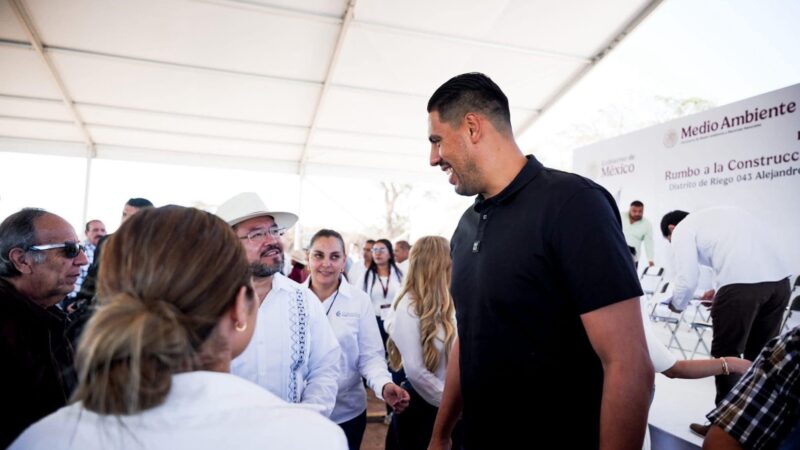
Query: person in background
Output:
[[660, 207, 791, 436], [347, 239, 374, 286], [0, 208, 88, 447], [288, 248, 310, 284], [394, 240, 411, 273], [217, 192, 341, 417], [386, 236, 459, 450], [10, 205, 346, 450], [360, 238, 404, 346], [304, 229, 409, 450], [64, 219, 105, 309], [623, 200, 655, 268], [426, 73, 652, 450]]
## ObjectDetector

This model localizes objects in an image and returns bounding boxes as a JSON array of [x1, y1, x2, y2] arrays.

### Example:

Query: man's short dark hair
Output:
[[0, 208, 48, 277], [660, 210, 690, 237], [395, 240, 410, 251], [126, 198, 153, 208], [427, 72, 512, 134], [630, 200, 644, 208], [365, 239, 376, 246]]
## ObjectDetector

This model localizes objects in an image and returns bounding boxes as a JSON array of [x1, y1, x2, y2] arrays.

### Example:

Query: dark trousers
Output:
[[339, 409, 367, 450], [711, 278, 790, 403], [387, 381, 462, 450]]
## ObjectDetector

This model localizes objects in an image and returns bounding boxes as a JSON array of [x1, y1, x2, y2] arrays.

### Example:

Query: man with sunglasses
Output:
[[217, 192, 341, 417], [0, 208, 88, 447]]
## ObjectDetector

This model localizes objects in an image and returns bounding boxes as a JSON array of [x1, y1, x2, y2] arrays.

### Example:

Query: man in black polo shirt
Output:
[[426, 73, 654, 450]]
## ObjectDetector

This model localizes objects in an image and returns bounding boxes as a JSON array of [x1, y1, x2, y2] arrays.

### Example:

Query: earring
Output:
[[235, 322, 247, 332]]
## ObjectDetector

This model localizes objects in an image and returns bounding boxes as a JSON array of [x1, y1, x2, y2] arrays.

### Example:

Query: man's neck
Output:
[[252, 275, 274, 304], [5, 277, 57, 308], [481, 149, 527, 199], [629, 216, 640, 224]]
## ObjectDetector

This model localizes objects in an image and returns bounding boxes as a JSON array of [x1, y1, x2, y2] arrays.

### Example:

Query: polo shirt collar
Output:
[[474, 155, 543, 212]]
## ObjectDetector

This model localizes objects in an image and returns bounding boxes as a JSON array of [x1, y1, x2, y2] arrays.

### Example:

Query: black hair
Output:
[[427, 72, 512, 134], [660, 210, 690, 238], [126, 198, 154, 208], [630, 200, 644, 208]]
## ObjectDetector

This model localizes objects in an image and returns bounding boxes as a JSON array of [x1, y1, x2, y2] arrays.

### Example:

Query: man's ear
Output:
[[464, 113, 482, 144], [667, 224, 676, 234], [8, 248, 34, 274]]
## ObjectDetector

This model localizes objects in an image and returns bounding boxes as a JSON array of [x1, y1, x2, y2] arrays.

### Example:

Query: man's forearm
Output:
[[599, 360, 654, 450], [428, 339, 462, 450]]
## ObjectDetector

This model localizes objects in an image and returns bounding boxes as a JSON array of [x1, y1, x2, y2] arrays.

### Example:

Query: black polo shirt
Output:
[[450, 155, 642, 449]]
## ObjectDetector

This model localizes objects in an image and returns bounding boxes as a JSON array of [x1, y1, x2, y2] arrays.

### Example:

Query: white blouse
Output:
[[359, 266, 404, 320], [11, 371, 347, 450], [304, 279, 393, 424], [385, 293, 455, 407]]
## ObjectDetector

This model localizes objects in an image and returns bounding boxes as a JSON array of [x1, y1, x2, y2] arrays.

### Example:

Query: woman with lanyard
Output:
[[304, 229, 410, 450], [361, 238, 404, 346], [386, 236, 460, 450]]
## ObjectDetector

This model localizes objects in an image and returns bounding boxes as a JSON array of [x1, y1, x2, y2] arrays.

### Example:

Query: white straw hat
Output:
[[216, 192, 298, 229]]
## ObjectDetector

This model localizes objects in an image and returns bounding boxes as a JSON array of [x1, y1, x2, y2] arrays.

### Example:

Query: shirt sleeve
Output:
[[388, 295, 445, 406], [357, 294, 393, 400], [706, 329, 800, 449], [301, 291, 342, 417], [669, 224, 700, 311], [552, 187, 643, 314]]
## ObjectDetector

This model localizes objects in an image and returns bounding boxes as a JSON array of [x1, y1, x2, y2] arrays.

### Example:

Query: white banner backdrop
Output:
[[573, 83, 800, 276]]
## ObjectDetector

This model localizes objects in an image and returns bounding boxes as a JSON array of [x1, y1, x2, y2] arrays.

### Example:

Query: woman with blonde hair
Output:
[[386, 236, 458, 450], [11, 206, 346, 450]]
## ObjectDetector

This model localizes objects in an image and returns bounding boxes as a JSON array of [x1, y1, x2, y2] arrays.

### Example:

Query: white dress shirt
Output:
[[670, 206, 792, 310], [11, 371, 347, 450], [231, 273, 341, 417], [385, 293, 455, 407], [304, 279, 393, 424], [360, 266, 404, 320], [346, 260, 365, 287]]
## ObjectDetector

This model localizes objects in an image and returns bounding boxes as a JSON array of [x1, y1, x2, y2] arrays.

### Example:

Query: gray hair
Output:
[[0, 208, 48, 277]]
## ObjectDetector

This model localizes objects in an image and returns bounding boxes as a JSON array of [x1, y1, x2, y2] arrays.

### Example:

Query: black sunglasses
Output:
[[29, 242, 85, 259]]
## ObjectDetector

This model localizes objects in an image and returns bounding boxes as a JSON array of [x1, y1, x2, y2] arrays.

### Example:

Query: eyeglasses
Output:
[[371, 247, 388, 255], [239, 227, 286, 244], [29, 242, 85, 258]]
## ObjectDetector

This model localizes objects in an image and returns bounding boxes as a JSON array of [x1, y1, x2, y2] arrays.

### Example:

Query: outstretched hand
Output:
[[382, 383, 410, 414]]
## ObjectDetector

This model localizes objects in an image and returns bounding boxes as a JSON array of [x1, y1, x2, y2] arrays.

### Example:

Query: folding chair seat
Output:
[[648, 281, 688, 358]]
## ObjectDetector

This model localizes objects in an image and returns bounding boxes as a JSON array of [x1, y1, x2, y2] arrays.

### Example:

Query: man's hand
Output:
[[701, 289, 715, 301], [383, 383, 410, 414], [648, 260, 655, 267]]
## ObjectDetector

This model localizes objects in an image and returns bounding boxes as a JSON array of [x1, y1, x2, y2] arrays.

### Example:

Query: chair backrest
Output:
[[642, 266, 665, 277], [640, 266, 665, 296]]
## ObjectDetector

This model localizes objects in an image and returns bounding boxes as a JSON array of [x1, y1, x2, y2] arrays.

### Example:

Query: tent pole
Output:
[[81, 144, 95, 227]]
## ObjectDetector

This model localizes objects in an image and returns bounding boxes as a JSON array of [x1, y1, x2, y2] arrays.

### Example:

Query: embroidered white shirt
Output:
[[231, 273, 341, 417], [304, 279, 393, 424], [11, 371, 347, 450]]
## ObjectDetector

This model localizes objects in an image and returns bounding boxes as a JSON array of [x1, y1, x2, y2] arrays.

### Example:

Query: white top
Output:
[[359, 266, 404, 319], [10, 371, 347, 450], [304, 278, 393, 424], [397, 259, 409, 274], [670, 206, 791, 310], [385, 293, 454, 407], [640, 299, 677, 373], [231, 273, 341, 417]]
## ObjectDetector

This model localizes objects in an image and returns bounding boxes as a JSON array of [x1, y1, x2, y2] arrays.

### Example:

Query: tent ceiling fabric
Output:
[[0, 0, 660, 181]]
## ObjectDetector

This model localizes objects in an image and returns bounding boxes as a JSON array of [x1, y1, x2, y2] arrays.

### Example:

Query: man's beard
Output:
[[251, 245, 284, 278]]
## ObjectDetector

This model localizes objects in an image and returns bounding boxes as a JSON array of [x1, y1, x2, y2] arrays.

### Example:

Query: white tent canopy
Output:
[[0, 0, 662, 184]]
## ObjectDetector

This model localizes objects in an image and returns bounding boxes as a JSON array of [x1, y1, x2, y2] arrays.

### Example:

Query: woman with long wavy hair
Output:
[[386, 236, 458, 450], [11, 206, 346, 450]]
